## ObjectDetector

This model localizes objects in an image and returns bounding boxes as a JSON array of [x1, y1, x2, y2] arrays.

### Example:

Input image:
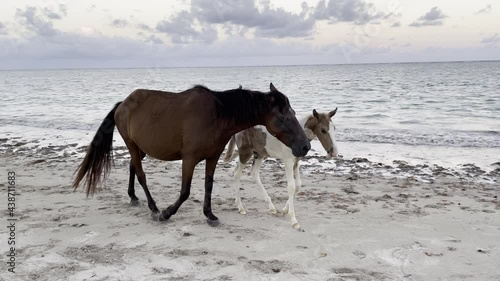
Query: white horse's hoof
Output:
[[282, 208, 289, 215], [292, 222, 301, 229], [238, 208, 247, 215], [269, 208, 277, 215]]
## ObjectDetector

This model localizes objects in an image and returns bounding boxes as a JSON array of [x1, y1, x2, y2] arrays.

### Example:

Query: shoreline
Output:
[[1, 134, 499, 185]]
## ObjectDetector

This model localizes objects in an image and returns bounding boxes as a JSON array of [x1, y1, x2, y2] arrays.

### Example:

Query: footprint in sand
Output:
[[374, 241, 443, 280], [247, 259, 293, 275], [330, 267, 388, 281], [442, 236, 462, 243], [352, 250, 367, 259], [73, 230, 99, 243]]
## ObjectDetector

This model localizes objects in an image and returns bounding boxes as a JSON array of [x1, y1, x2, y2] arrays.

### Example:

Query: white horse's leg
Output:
[[251, 158, 277, 214], [233, 161, 246, 214], [249, 157, 258, 177], [284, 160, 302, 212], [282, 159, 300, 228], [294, 160, 302, 194]]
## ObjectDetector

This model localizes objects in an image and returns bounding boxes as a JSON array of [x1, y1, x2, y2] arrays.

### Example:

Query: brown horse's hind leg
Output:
[[127, 143, 159, 213], [159, 158, 198, 222], [128, 163, 139, 205], [128, 150, 146, 206], [203, 157, 220, 226]]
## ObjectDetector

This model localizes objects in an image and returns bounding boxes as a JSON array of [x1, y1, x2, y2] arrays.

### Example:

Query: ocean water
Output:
[[1, 61, 499, 169]]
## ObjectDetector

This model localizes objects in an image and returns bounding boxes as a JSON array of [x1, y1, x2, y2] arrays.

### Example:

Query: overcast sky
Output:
[[0, 0, 499, 69]]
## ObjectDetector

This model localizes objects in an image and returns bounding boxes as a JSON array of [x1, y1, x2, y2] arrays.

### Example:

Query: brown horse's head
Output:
[[304, 108, 339, 158], [264, 83, 311, 157]]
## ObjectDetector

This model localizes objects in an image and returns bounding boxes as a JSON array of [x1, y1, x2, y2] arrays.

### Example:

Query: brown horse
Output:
[[72, 83, 310, 226]]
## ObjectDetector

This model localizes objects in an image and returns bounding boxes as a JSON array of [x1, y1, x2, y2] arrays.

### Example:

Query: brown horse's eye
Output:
[[321, 129, 327, 134]]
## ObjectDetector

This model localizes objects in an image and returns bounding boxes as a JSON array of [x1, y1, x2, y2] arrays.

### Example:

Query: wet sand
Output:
[[1, 140, 499, 281]]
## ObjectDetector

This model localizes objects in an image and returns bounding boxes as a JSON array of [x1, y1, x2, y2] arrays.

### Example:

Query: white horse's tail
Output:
[[223, 135, 236, 163]]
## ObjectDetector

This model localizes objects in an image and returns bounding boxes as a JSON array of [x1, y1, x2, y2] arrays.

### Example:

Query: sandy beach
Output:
[[1, 139, 499, 281]]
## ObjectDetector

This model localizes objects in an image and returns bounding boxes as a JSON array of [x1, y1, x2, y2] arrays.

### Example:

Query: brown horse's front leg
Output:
[[204, 157, 220, 226], [159, 158, 197, 221]]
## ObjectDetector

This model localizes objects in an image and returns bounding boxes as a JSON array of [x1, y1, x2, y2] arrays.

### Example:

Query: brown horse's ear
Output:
[[313, 109, 319, 119], [328, 108, 338, 118], [270, 83, 277, 92], [266, 94, 275, 104]]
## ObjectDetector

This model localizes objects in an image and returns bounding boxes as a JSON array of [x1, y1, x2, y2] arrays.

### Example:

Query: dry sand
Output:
[[1, 142, 499, 281]]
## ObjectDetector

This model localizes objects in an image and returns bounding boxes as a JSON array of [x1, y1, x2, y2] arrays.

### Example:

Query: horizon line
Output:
[[0, 59, 499, 72]]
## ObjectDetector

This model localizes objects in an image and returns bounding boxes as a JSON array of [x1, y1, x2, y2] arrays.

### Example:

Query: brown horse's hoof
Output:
[[207, 219, 220, 227], [158, 210, 172, 222], [151, 211, 162, 221]]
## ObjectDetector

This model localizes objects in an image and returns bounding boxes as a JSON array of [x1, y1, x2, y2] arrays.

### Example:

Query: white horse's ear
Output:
[[328, 108, 338, 118], [313, 109, 319, 119], [270, 83, 277, 92]]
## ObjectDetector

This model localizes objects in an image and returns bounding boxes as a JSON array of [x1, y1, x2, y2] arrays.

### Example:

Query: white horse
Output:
[[223, 108, 338, 228]]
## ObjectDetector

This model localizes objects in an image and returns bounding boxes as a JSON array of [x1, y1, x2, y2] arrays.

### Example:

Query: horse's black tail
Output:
[[73, 102, 122, 196]]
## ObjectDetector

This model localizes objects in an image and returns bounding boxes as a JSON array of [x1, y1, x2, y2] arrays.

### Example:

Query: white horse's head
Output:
[[304, 108, 338, 158]]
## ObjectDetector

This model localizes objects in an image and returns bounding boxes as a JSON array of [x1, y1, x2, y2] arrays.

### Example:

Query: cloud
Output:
[[409, 7, 446, 27], [476, 4, 492, 14], [110, 19, 155, 32], [313, 0, 385, 24], [2, 30, 500, 70], [0, 22, 7, 35], [42, 4, 67, 20], [156, 10, 217, 44], [137, 23, 153, 31], [409, 21, 442, 27], [87, 4, 97, 13], [481, 33, 500, 44], [254, 5, 315, 38], [0, 32, 341, 69], [3, 1, 500, 69], [145, 34, 163, 44], [111, 19, 129, 28], [419, 7, 447, 21], [16, 6, 58, 37], [135, 0, 387, 44], [190, 0, 316, 38], [9, 32, 148, 60]]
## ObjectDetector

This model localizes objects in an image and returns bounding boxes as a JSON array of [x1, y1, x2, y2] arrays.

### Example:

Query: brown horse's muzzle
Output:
[[291, 140, 311, 157]]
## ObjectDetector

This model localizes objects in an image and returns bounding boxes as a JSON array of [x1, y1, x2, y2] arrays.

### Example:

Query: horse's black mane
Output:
[[193, 85, 290, 125]]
